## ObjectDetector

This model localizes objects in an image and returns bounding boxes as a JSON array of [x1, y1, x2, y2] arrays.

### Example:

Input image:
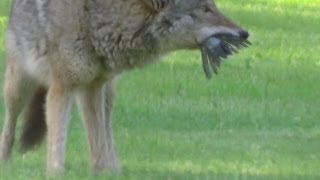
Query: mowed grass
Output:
[[1, 0, 320, 179]]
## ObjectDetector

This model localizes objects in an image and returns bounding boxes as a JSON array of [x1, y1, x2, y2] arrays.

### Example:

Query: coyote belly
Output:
[[0, 0, 249, 173]]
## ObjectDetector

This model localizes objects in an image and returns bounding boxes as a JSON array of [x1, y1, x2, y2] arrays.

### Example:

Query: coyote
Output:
[[0, 0, 249, 173]]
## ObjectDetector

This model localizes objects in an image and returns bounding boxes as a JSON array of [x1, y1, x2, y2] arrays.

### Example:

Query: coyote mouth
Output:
[[200, 34, 251, 79]]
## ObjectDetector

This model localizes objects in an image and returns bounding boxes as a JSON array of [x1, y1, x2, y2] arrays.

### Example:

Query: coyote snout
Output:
[[0, 0, 250, 174]]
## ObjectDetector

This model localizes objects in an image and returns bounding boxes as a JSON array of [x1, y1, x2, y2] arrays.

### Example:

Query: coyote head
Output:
[[143, 0, 250, 77], [144, 0, 249, 48], [90, 0, 250, 74]]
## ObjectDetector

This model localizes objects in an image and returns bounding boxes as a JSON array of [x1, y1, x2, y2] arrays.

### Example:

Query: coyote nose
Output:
[[239, 31, 249, 39]]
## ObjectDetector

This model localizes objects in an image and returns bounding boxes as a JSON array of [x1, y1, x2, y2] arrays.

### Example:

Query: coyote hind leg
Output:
[[0, 56, 35, 163], [46, 81, 73, 173]]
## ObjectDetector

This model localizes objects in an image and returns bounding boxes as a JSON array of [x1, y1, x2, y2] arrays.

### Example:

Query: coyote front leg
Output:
[[104, 80, 119, 170], [46, 81, 73, 173], [76, 80, 118, 172]]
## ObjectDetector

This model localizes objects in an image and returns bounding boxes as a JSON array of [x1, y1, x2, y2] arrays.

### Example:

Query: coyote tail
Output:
[[20, 87, 47, 151]]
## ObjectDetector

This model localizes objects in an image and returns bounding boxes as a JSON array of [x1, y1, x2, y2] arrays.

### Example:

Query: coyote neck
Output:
[[88, 0, 167, 72]]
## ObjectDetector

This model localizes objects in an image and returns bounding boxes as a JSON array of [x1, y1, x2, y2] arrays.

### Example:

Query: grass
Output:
[[1, 0, 320, 179]]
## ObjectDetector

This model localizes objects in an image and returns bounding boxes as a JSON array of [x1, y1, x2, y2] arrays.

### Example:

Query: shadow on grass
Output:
[[1, 159, 319, 180], [93, 167, 320, 180]]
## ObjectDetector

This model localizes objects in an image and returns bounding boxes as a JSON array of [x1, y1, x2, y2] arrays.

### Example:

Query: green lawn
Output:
[[1, 0, 320, 179]]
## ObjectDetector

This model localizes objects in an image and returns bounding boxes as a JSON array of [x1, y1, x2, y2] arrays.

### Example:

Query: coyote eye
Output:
[[200, 5, 211, 13]]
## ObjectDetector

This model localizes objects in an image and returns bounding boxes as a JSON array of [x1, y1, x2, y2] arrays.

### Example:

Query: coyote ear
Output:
[[142, 0, 171, 12]]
